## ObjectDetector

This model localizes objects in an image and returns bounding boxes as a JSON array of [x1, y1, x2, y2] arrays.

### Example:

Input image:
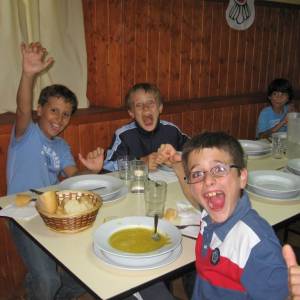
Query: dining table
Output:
[[1, 154, 300, 300]]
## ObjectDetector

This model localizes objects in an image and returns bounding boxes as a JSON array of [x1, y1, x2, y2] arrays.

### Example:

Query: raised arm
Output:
[[15, 42, 54, 138]]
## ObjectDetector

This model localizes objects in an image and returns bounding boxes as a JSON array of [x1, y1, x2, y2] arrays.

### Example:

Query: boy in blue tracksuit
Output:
[[104, 83, 189, 172]]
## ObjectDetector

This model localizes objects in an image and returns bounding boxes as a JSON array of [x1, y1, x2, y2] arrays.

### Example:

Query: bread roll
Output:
[[37, 191, 58, 214], [15, 194, 31, 207], [164, 208, 177, 221]]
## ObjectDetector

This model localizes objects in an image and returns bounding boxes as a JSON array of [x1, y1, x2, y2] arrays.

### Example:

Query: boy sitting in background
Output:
[[103, 82, 189, 171], [256, 78, 295, 139], [7, 42, 104, 299], [158, 132, 288, 299]]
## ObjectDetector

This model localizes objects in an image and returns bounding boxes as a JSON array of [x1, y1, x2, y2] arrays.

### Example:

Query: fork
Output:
[[176, 224, 200, 229]]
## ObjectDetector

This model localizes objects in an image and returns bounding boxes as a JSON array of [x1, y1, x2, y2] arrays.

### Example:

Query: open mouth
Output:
[[205, 191, 225, 211]]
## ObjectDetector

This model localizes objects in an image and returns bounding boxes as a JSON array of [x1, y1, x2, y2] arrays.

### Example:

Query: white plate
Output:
[[287, 159, 300, 176], [247, 170, 300, 199], [246, 189, 300, 203], [93, 243, 182, 270], [102, 186, 128, 203], [59, 175, 124, 198], [158, 164, 174, 173], [239, 140, 271, 155], [93, 217, 182, 262]]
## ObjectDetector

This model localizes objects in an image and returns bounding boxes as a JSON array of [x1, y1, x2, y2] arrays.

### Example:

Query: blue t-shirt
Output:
[[7, 122, 75, 195], [256, 105, 288, 137]]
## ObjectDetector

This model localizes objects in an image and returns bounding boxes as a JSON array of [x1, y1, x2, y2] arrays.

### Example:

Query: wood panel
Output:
[[82, 0, 300, 108]]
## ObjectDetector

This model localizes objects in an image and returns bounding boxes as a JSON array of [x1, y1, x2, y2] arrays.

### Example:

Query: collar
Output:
[[135, 119, 160, 136], [202, 191, 252, 241]]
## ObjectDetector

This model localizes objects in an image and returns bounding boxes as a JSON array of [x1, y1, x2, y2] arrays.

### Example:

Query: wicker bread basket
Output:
[[36, 190, 102, 233]]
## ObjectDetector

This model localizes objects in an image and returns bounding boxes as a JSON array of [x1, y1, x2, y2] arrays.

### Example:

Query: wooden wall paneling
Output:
[[95, 0, 109, 107], [235, 30, 246, 95], [226, 27, 238, 94], [157, 0, 172, 99], [275, 8, 286, 76], [157, 1, 171, 99], [202, 108, 214, 132], [170, 112, 183, 131], [243, 21, 255, 93], [239, 104, 251, 138], [282, 8, 294, 79], [122, 0, 136, 102], [62, 125, 80, 161], [134, 0, 148, 83], [220, 106, 232, 134], [218, 2, 230, 95], [199, 0, 213, 97], [147, 0, 160, 85], [268, 8, 280, 82], [190, 0, 203, 99], [181, 111, 194, 137], [251, 5, 264, 91], [208, 1, 222, 96], [258, 6, 269, 90], [247, 103, 258, 138], [179, 0, 193, 99], [94, 121, 112, 150], [230, 105, 241, 138], [193, 109, 204, 135], [289, 10, 300, 85], [169, 0, 182, 101], [211, 108, 222, 132], [107, 0, 123, 108]]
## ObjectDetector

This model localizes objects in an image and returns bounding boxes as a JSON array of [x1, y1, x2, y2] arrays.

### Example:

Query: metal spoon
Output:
[[152, 214, 160, 241]]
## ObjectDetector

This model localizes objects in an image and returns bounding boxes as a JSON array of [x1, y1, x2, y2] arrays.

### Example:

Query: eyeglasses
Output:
[[185, 163, 239, 184], [134, 100, 157, 111]]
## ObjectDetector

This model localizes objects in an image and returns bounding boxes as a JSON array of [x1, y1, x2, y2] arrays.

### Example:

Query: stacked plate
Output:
[[59, 175, 127, 203], [93, 216, 182, 270], [239, 140, 271, 157], [287, 159, 300, 176], [246, 170, 300, 201]]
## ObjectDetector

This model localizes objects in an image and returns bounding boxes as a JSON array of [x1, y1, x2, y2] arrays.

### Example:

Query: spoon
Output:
[[152, 214, 160, 241]]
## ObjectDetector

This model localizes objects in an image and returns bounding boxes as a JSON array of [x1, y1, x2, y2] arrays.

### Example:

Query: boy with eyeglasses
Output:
[[103, 83, 189, 171], [158, 132, 288, 299], [256, 78, 295, 139]]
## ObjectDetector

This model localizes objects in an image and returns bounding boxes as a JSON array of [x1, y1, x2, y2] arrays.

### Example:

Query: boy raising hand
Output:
[[7, 42, 104, 299], [8, 42, 103, 194]]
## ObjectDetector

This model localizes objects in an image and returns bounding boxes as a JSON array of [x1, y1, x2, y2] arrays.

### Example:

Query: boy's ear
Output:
[[240, 168, 248, 189], [128, 109, 134, 119], [37, 104, 42, 116], [159, 103, 163, 114]]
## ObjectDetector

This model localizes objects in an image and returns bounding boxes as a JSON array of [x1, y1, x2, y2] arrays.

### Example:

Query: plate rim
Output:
[[58, 174, 124, 198], [247, 170, 300, 194], [93, 216, 182, 258], [93, 243, 182, 270]]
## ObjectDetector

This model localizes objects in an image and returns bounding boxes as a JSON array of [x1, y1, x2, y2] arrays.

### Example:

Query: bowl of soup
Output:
[[93, 216, 182, 267]]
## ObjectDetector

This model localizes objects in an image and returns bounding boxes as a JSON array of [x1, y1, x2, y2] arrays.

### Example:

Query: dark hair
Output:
[[38, 84, 78, 114], [267, 78, 294, 102], [182, 131, 245, 177], [125, 83, 162, 109]]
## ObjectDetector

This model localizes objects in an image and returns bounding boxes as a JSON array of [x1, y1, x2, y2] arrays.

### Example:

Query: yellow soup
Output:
[[109, 227, 170, 253]]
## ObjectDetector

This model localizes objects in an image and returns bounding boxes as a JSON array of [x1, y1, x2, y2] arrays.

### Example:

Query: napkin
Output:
[[148, 169, 178, 183], [176, 200, 201, 239], [0, 202, 38, 221]]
